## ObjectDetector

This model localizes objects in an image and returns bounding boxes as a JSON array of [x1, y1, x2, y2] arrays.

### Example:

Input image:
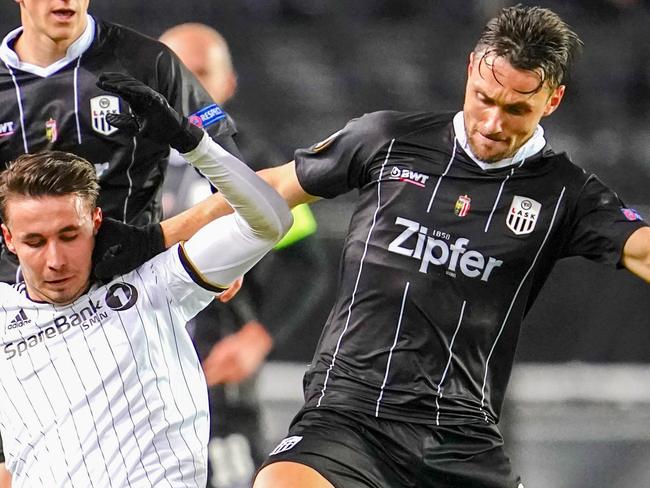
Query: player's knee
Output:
[[254, 461, 335, 488]]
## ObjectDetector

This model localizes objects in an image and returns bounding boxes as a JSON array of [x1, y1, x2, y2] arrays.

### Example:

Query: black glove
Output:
[[92, 217, 166, 282], [96, 72, 204, 153]]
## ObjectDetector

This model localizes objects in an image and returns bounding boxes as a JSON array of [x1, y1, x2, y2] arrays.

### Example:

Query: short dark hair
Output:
[[475, 5, 583, 92], [0, 151, 100, 224]]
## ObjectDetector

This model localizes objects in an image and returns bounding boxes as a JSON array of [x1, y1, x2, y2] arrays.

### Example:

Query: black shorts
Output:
[[259, 408, 522, 488]]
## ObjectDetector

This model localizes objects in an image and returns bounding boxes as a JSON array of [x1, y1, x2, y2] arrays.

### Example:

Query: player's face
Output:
[[1, 193, 101, 305], [15, 0, 90, 45], [463, 52, 565, 162]]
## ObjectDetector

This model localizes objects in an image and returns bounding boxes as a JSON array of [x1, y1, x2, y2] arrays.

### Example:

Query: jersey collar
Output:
[[452, 111, 546, 170], [0, 15, 96, 78]]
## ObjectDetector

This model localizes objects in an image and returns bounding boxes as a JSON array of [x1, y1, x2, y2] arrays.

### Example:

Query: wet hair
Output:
[[474, 4, 583, 93], [0, 151, 100, 224]]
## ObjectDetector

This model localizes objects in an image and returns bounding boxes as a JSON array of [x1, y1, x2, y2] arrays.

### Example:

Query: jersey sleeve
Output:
[[561, 175, 648, 266], [294, 111, 398, 199], [143, 245, 216, 324]]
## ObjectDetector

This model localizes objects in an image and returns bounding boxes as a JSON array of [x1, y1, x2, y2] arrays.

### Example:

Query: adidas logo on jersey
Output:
[[388, 216, 503, 282], [269, 436, 303, 456], [389, 166, 430, 187], [8, 309, 31, 329]]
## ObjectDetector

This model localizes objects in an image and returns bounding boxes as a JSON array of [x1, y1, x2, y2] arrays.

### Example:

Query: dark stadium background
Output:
[[2, 2, 649, 486]]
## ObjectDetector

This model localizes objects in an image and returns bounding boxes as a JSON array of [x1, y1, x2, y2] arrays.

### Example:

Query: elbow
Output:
[[249, 200, 293, 244], [270, 202, 294, 243]]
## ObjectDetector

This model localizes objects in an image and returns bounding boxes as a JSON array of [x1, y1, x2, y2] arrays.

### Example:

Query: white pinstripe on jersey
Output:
[[316, 138, 396, 408], [0, 245, 213, 487]]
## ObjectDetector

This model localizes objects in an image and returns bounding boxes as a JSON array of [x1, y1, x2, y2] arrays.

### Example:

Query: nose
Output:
[[45, 241, 66, 271], [482, 107, 504, 135]]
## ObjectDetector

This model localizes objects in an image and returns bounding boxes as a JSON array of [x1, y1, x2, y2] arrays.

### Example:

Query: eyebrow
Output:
[[476, 90, 532, 112]]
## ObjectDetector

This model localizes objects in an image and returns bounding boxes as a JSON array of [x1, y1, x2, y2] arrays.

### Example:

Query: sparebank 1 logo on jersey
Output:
[[388, 216, 503, 281], [3, 283, 139, 360]]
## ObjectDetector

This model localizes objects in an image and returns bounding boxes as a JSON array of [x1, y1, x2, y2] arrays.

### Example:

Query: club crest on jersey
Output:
[[454, 195, 471, 217], [389, 166, 430, 187], [507, 196, 541, 235], [45, 118, 58, 143], [0, 121, 15, 138], [91, 95, 120, 136]]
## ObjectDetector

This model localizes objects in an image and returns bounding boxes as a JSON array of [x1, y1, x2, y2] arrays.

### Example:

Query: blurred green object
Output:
[[274, 203, 317, 250]]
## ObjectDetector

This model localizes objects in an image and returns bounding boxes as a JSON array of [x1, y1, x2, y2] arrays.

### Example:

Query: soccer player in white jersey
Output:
[[0, 73, 292, 487]]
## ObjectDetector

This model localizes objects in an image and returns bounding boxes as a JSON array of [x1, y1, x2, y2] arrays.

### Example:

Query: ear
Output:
[[1, 223, 16, 254], [543, 84, 566, 117], [92, 207, 103, 235], [467, 51, 476, 77]]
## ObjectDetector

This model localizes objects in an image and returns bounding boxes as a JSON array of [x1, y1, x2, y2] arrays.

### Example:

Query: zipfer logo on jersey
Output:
[[388, 216, 503, 281]]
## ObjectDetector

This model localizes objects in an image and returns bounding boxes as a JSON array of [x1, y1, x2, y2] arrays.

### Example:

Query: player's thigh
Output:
[[254, 461, 334, 488]]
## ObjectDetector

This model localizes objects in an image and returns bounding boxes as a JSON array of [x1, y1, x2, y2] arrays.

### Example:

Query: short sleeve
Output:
[[137, 244, 215, 324], [154, 47, 238, 146], [294, 111, 397, 199], [561, 175, 648, 266]]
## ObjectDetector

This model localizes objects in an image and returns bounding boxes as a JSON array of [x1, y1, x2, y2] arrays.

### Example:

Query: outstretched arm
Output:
[[95, 73, 292, 285], [621, 227, 650, 283], [160, 160, 318, 247]]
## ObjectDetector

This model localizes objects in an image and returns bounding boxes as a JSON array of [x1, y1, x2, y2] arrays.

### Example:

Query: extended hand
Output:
[[97, 72, 204, 153], [202, 320, 273, 386]]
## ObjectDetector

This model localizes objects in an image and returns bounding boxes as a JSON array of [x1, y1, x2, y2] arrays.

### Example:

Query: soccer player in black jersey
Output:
[[0, 0, 240, 282], [245, 5, 650, 488]]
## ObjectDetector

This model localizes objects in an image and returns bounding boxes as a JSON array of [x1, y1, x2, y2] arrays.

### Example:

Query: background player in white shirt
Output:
[[0, 74, 292, 487]]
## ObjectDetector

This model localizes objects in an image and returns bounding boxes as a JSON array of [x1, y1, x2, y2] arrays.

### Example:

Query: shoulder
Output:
[[349, 110, 453, 140], [91, 18, 176, 73]]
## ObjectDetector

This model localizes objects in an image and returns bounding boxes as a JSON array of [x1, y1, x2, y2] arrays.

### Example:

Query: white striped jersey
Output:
[[294, 110, 647, 425], [0, 245, 214, 487]]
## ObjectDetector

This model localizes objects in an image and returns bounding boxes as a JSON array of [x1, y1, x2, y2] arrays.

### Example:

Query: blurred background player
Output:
[[160, 23, 319, 488]]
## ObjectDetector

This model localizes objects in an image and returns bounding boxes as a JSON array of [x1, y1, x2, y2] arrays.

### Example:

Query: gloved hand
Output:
[[96, 72, 205, 153], [92, 217, 166, 282]]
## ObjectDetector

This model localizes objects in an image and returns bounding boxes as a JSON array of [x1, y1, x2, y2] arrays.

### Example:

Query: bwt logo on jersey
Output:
[[388, 216, 503, 282], [91, 95, 120, 136], [0, 121, 15, 137], [506, 196, 541, 235], [389, 166, 430, 187], [188, 103, 226, 129], [4, 299, 108, 359]]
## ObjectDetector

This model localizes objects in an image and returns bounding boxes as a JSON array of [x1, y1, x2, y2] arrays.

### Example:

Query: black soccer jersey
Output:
[[295, 110, 647, 425], [0, 16, 237, 225]]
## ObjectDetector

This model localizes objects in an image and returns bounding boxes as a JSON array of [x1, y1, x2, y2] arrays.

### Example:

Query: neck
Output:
[[13, 20, 86, 67]]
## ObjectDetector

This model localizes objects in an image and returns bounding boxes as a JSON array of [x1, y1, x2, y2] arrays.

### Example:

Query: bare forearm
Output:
[[160, 191, 233, 248], [160, 160, 317, 248]]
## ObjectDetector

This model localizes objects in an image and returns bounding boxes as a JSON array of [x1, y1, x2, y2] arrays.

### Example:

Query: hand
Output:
[[93, 218, 165, 281], [96, 72, 204, 153], [218, 276, 243, 303], [202, 320, 273, 386]]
